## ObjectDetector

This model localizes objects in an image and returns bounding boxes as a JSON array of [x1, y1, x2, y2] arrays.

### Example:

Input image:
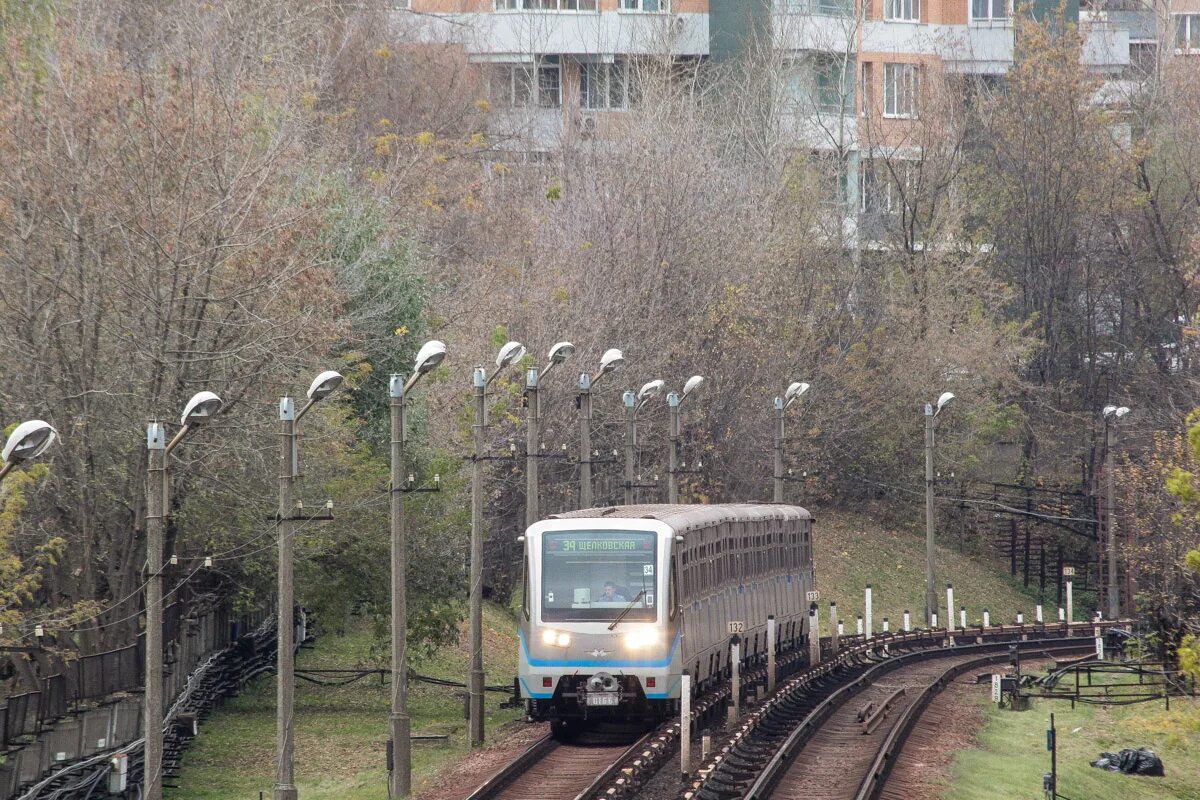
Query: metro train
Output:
[[515, 503, 816, 737]]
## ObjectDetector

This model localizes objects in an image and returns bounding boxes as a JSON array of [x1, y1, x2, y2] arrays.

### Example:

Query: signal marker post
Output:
[[729, 635, 742, 724], [829, 601, 839, 655], [767, 616, 777, 693], [946, 584, 955, 633], [680, 672, 692, 777], [865, 584, 873, 639], [808, 604, 820, 665]]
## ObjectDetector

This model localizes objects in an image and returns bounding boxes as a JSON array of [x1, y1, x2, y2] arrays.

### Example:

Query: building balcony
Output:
[[1080, 21, 1130, 72], [773, 3, 857, 54], [400, 8, 709, 58]]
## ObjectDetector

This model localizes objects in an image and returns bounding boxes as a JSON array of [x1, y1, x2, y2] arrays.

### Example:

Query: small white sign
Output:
[[991, 674, 1002, 704], [644, 564, 654, 576], [1062, 567, 1076, 577], [1096, 636, 1105, 660], [806, 590, 820, 602], [728, 621, 745, 634]]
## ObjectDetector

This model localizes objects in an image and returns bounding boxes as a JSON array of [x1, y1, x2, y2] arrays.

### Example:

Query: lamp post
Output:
[[144, 391, 223, 800], [390, 340, 447, 798], [667, 376, 704, 504], [924, 391, 954, 627], [1101, 404, 1130, 620], [275, 371, 344, 800], [623, 380, 663, 505], [577, 348, 624, 509], [773, 382, 810, 503], [470, 341, 526, 748], [0, 420, 58, 485], [527, 342, 575, 526]]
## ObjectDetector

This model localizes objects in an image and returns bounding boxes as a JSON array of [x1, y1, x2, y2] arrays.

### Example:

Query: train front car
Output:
[[518, 515, 678, 736]]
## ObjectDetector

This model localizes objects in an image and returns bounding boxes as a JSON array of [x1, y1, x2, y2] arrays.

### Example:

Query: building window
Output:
[[491, 64, 561, 108], [885, 0, 919, 22], [883, 63, 919, 118], [971, 0, 1007, 20], [1175, 14, 1200, 52], [860, 160, 916, 214], [814, 54, 854, 113], [494, 0, 598, 8], [581, 62, 630, 110], [775, 0, 853, 15], [860, 62, 874, 114], [621, 0, 669, 11]]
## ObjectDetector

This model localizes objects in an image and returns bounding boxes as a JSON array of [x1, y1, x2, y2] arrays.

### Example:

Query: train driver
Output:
[[600, 580, 626, 602]]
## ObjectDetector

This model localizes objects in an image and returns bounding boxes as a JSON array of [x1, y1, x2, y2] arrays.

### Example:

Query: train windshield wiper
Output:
[[607, 589, 647, 631]]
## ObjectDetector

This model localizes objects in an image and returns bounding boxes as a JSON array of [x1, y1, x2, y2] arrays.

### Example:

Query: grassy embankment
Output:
[[170, 507, 1044, 799], [945, 679, 1200, 799]]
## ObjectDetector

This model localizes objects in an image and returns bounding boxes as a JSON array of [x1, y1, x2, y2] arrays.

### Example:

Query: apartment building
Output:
[[399, 0, 1176, 222]]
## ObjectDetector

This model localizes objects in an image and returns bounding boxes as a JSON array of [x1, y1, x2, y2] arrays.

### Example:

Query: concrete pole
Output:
[[579, 374, 593, 509], [622, 392, 635, 506], [808, 604, 820, 664], [275, 399, 298, 800], [680, 672, 692, 777], [143, 423, 166, 800], [469, 368, 486, 748], [864, 584, 873, 639], [773, 398, 784, 503], [525, 370, 540, 526], [729, 636, 741, 724], [829, 601, 839, 655], [766, 615, 777, 693], [1105, 422, 1119, 619], [667, 393, 680, 504], [903, 610, 911, 632], [924, 404, 937, 626], [389, 377, 411, 798], [1066, 580, 1074, 625], [946, 585, 955, 633]]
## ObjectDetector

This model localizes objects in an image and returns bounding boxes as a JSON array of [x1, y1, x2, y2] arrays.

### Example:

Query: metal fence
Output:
[[0, 600, 266, 799]]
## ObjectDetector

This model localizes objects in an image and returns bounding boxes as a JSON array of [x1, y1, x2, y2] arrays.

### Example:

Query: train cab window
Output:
[[541, 530, 658, 622], [670, 558, 679, 620], [522, 555, 530, 620]]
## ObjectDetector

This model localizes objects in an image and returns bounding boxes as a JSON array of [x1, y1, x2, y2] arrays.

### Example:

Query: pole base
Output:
[[274, 786, 299, 800]]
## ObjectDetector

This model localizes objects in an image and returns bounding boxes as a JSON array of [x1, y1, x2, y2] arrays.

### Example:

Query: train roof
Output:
[[544, 503, 811, 534]]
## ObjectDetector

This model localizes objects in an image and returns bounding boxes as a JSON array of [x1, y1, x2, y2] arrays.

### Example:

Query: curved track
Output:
[[753, 642, 1091, 800]]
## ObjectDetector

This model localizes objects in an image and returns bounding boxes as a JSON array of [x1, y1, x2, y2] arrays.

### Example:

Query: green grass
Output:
[[812, 507, 1045, 630], [168, 603, 522, 800], [945, 682, 1200, 799]]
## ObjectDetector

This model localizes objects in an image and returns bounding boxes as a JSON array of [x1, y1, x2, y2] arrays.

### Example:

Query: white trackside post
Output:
[[838, 621, 844, 636], [1058, 607, 1065, 622], [767, 616, 777, 694], [983, 609, 991, 628], [1066, 581, 1074, 625], [864, 585, 873, 639], [829, 602, 839, 655], [903, 610, 911, 632], [681, 673, 692, 777], [946, 585, 955, 632], [882, 617, 890, 633], [856, 615, 864, 636], [808, 604, 821, 665], [1017, 612, 1024, 625], [960, 607, 967, 629], [931, 612, 938, 629], [1036, 605, 1043, 624], [729, 637, 741, 724]]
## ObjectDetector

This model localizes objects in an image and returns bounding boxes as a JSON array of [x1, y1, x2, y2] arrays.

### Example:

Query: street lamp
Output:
[[275, 371, 343, 800], [668, 376, 704, 504], [470, 341, 525, 748], [924, 391, 954, 626], [389, 340, 446, 798], [578, 347, 625, 509], [0, 420, 58, 483], [1102, 404, 1130, 620], [773, 382, 810, 503], [144, 391, 223, 800], [526, 342, 574, 531], [623, 379, 663, 505]]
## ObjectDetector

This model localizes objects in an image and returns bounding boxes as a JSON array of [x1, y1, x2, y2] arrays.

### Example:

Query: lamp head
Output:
[[784, 381, 810, 406], [935, 392, 955, 413], [547, 341, 575, 366], [599, 348, 625, 375], [495, 341, 527, 369], [414, 340, 448, 375], [306, 370, 344, 401], [2, 420, 58, 464], [180, 391, 223, 426], [1103, 405, 1131, 419], [637, 379, 665, 402], [682, 374, 705, 400]]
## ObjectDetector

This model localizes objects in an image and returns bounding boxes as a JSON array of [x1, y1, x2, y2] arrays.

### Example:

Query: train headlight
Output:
[[541, 629, 570, 648], [624, 628, 661, 649]]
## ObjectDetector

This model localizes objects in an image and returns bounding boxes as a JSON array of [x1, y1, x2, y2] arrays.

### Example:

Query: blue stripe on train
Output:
[[519, 628, 682, 668]]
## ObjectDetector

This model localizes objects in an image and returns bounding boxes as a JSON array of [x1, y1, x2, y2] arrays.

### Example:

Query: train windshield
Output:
[[541, 530, 657, 622]]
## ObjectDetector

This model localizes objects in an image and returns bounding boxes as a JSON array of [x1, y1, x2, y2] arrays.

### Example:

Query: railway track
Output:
[[462, 729, 656, 800], [743, 640, 1091, 800]]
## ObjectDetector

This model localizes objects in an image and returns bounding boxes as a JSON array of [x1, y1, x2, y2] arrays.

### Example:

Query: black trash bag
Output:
[[1090, 748, 1165, 776]]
